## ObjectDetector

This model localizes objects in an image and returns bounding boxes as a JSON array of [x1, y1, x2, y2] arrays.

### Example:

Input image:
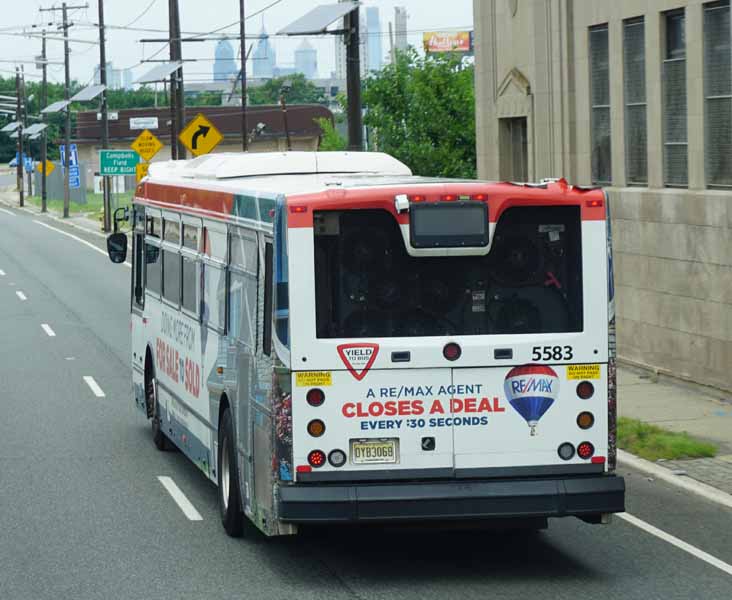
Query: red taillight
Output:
[[290, 205, 308, 213], [306, 388, 325, 407], [591, 456, 606, 464], [576, 381, 595, 399], [443, 342, 462, 361], [473, 193, 487, 201], [307, 450, 326, 468], [409, 194, 426, 202], [296, 465, 312, 473], [586, 199, 603, 208], [442, 194, 457, 201], [577, 441, 595, 460]]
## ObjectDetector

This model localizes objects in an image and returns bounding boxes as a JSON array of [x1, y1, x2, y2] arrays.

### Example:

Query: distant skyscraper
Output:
[[294, 39, 318, 79], [366, 7, 382, 72], [93, 62, 112, 86], [213, 39, 238, 82], [395, 7, 408, 52], [334, 12, 368, 79], [253, 26, 277, 78]]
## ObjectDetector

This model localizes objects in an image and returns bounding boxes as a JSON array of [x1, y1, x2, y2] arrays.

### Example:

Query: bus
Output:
[[106, 151, 625, 537]]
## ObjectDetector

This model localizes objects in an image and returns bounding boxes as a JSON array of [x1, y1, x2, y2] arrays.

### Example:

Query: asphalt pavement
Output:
[[0, 203, 730, 599]]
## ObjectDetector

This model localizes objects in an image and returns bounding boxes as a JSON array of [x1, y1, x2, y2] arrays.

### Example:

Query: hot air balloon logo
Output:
[[504, 365, 560, 436]]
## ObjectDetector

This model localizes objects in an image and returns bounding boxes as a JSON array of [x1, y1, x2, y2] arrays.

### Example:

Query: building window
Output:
[[704, 1, 732, 187], [663, 10, 688, 186], [590, 25, 611, 185], [623, 18, 647, 185]]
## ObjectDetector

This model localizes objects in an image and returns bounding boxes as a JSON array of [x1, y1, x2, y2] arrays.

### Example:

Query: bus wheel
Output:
[[147, 373, 169, 452], [218, 407, 244, 537]]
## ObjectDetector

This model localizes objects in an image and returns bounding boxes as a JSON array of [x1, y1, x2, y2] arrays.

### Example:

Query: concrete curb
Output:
[[618, 449, 732, 510]]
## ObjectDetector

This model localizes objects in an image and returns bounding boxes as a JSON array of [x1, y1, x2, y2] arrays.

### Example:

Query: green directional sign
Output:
[[99, 149, 140, 176]]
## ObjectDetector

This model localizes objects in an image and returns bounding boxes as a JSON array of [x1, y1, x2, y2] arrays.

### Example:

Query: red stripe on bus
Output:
[[286, 184, 606, 228], [142, 183, 235, 216]]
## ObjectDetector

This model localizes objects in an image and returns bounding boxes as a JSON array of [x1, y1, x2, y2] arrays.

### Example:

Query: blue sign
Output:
[[23, 157, 33, 173], [60, 144, 80, 188]]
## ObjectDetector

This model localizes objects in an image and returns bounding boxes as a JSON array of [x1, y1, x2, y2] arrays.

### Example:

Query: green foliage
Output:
[[315, 117, 347, 151], [249, 73, 326, 106], [617, 417, 718, 461], [362, 50, 476, 179]]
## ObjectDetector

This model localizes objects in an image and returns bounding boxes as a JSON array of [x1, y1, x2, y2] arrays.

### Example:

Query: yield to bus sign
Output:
[[99, 149, 140, 176]]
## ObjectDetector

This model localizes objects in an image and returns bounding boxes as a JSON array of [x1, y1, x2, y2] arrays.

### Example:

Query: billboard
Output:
[[423, 31, 473, 54]]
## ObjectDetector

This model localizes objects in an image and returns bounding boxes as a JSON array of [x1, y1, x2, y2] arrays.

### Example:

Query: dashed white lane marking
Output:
[[0, 208, 15, 216], [157, 476, 203, 521], [0, 269, 5, 276], [619, 512, 732, 576], [33, 220, 131, 268], [41, 323, 56, 337], [82, 376, 106, 398], [15, 291, 27, 301]]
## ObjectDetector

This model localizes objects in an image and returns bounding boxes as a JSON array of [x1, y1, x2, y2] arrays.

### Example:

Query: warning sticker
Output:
[[295, 371, 332, 387], [567, 364, 601, 380]]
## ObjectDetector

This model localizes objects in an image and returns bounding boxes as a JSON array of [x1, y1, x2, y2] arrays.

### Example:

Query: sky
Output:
[[0, 0, 474, 86]]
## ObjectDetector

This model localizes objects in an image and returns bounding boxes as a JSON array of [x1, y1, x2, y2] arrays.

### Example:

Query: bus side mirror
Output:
[[107, 233, 128, 264]]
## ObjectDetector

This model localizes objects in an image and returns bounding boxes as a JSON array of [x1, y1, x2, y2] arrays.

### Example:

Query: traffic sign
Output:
[[131, 129, 163, 161], [136, 162, 150, 183], [100, 150, 140, 176], [179, 113, 223, 157], [36, 160, 55, 176]]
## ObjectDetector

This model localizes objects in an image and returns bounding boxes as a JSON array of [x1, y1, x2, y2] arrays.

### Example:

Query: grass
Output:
[[617, 416, 718, 462], [26, 192, 133, 230]]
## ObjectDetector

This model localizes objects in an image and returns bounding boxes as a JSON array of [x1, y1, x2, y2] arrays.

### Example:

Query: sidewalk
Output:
[[0, 188, 108, 238], [618, 366, 732, 495]]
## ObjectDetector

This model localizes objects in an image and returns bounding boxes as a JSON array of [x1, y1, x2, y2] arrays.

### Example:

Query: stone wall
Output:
[[610, 188, 732, 391]]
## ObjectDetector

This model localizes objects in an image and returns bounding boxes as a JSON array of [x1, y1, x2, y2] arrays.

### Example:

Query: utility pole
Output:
[[62, 2, 71, 218], [240, 0, 248, 151], [15, 67, 24, 207], [98, 0, 111, 232], [40, 3, 88, 217], [345, 6, 363, 151], [41, 29, 48, 213], [21, 67, 32, 198], [169, 0, 185, 159]]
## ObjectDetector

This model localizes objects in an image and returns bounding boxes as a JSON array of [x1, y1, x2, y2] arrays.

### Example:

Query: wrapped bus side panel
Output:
[[605, 190, 617, 471]]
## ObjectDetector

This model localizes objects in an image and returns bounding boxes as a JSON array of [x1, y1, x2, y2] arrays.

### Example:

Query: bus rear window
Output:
[[314, 206, 583, 338]]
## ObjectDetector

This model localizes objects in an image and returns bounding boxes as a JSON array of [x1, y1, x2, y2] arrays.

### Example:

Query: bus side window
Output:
[[163, 249, 181, 306], [145, 243, 161, 296], [229, 231, 258, 348], [133, 233, 144, 308], [274, 199, 289, 348]]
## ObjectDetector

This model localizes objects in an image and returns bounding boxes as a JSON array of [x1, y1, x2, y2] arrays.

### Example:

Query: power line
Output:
[[124, 0, 159, 28]]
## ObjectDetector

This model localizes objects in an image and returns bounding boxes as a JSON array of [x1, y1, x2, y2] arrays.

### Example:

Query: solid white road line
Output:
[[15, 290, 27, 301], [33, 220, 131, 268], [618, 449, 732, 510], [619, 512, 732, 576], [157, 476, 203, 521], [41, 323, 56, 337], [82, 375, 106, 398], [0, 207, 15, 216]]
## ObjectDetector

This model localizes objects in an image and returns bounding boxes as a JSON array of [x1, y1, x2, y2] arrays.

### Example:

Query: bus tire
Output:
[[218, 407, 244, 537], [146, 369, 170, 452]]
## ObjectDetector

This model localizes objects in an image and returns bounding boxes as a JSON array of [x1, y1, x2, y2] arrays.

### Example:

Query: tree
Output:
[[362, 50, 476, 179], [249, 73, 326, 106]]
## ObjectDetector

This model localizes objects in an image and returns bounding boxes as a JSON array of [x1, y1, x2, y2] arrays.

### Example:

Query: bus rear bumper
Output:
[[278, 475, 625, 523]]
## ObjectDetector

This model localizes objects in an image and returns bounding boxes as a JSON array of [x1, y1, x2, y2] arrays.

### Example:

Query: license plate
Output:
[[350, 438, 399, 465]]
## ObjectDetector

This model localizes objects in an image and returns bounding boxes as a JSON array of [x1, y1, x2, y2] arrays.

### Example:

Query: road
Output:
[[0, 203, 730, 600]]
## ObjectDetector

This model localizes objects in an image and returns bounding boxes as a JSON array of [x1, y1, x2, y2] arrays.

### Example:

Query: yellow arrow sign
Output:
[[136, 162, 150, 183], [36, 160, 55, 176], [131, 129, 164, 161], [179, 113, 223, 157]]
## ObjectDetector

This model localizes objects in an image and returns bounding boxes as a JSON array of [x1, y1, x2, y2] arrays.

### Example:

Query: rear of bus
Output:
[[278, 179, 625, 526]]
